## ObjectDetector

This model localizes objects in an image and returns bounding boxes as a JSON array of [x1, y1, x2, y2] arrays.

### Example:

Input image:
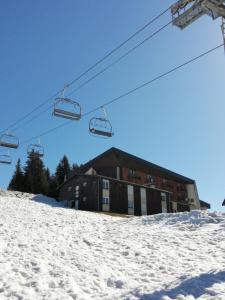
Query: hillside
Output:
[[0, 191, 225, 300]]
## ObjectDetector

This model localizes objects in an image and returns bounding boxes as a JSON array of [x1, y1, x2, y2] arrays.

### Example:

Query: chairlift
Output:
[[53, 85, 81, 121], [0, 133, 19, 149], [53, 97, 82, 121], [0, 154, 12, 165], [27, 140, 44, 157], [89, 107, 114, 138]]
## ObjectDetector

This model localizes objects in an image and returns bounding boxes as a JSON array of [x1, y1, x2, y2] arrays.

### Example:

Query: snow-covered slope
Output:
[[0, 193, 225, 300]]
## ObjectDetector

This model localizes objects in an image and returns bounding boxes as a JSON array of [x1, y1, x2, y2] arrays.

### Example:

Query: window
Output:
[[128, 169, 141, 179], [103, 179, 110, 190], [83, 182, 87, 187], [147, 175, 154, 184], [75, 185, 79, 198], [128, 200, 134, 209], [129, 169, 136, 176], [83, 197, 87, 202], [68, 186, 72, 192], [102, 197, 110, 205], [161, 192, 167, 202]]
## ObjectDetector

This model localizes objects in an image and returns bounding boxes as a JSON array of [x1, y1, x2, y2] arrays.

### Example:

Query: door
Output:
[[140, 188, 147, 215], [75, 200, 79, 210], [128, 185, 134, 215], [161, 192, 167, 213]]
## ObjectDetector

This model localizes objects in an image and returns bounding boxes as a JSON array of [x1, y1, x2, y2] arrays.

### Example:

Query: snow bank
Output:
[[0, 193, 225, 300]]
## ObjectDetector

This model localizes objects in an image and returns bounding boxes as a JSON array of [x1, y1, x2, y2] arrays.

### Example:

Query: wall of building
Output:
[[59, 175, 99, 211], [59, 174, 191, 216], [121, 167, 188, 203]]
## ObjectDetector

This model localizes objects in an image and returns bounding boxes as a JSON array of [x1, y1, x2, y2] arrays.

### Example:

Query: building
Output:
[[59, 147, 210, 215]]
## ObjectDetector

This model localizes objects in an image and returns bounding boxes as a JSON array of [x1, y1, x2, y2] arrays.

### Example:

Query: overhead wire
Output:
[[68, 20, 172, 96], [0, 6, 171, 135], [11, 20, 172, 133], [20, 43, 223, 146]]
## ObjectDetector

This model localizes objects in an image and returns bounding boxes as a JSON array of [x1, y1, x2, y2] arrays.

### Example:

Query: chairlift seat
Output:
[[0, 141, 18, 149], [27, 144, 44, 157], [53, 108, 81, 121], [0, 155, 12, 164], [53, 97, 81, 121], [90, 128, 113, 137], [0, 134, 19, 149], [89, 117, 114, 138]]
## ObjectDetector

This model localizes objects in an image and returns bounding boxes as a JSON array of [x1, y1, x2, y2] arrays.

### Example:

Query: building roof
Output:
[[79, 147, 195, 184], [199, 200, 211, 209]]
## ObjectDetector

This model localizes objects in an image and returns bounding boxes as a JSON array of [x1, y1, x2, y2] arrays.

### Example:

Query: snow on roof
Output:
[[0, 192, 225, 299]]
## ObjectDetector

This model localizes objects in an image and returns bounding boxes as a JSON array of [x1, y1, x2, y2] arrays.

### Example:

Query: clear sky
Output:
[[0, 0, 224, 211]]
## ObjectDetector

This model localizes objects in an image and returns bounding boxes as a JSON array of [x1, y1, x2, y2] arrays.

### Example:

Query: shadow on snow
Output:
[[33, 195, 67, 208], [137, 271, 225, 300]]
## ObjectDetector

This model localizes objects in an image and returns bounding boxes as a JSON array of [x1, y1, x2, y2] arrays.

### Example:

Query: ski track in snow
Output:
[[0, 192, 225, 300]]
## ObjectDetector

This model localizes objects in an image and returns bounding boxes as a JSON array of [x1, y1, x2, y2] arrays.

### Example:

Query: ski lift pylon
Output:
[[0, 132, 19, 149], [27, 139, 44, 157], [89, 107, 114, 138], [0, 154, 12, 165], [53, 86, 81, 121], [171, 0, 225, 30]]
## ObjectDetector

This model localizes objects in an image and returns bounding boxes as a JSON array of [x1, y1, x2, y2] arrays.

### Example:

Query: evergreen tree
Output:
[[72, 163, 80, 174], [23, 151, 49, 195], [8, 159, 25, 191], [55, 155, 71, 185], [48, 175, 59, 199]]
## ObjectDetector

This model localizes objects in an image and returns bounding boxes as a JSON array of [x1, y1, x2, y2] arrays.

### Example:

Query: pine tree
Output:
[[8, 159, 25, 191], [72, 163, 80, 174], [23, 151, 49, 195], [55, 155, 71, 185], [48, 176, 59, 199]]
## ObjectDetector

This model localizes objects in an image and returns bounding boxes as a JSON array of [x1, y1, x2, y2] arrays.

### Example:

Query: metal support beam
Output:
[[222, 17, 225, 52], [171, 0, 225, 29]]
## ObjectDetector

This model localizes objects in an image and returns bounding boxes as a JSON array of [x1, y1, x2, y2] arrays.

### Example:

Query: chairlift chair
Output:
[[89, 117, 114, 138], [0, 154, 12, 165], [27, 144, 44, 157], [53, 97, 82, 121], [0, 133, 19, 149]]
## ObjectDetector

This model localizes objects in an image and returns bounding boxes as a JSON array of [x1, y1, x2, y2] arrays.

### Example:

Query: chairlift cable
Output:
[[10, 19, 172, 132], [68, 7, 171, 87], [0, 6, 171, 134], [68, 20, 172, 97], [83, 43, 224, 116], [20, 43, 223, 145]]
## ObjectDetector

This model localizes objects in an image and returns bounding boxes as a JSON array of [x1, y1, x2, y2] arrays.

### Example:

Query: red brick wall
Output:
[[122, 167, 187, 202]]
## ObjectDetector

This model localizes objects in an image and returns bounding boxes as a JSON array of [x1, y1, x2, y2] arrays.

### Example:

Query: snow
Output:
[[0, 191, 225, 300]]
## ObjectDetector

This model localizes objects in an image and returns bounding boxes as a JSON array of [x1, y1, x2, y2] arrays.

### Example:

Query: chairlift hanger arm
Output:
[[171, 0, 225, 29], [171, 0, 197, 14]]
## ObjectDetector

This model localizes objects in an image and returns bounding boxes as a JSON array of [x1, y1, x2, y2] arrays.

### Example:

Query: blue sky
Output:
[[0, 0, 224, 211]]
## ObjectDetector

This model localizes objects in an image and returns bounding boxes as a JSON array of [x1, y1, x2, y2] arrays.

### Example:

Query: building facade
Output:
[[59, 147, 210, 215]]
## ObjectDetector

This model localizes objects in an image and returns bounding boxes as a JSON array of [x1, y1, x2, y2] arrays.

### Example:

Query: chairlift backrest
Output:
[[89, 117, 114, 138], [0, 133, 19, 149], [27, 144, 44, 157], [53, 98, 81, 121], [0, 154, 12, 165]]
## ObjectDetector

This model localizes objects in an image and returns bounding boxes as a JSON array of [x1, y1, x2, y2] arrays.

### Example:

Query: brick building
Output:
[[59, 147, 210, 215]]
